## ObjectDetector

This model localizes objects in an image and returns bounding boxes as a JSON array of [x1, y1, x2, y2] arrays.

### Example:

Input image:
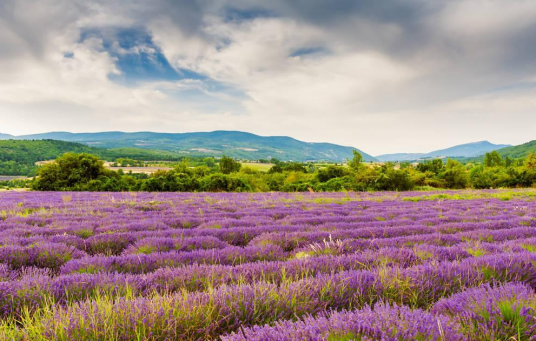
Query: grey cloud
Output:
[[0, 0, 81, 60], [210, 0, 441, 54], [2, 0, 536, 153], [94, 0, 205, 36]]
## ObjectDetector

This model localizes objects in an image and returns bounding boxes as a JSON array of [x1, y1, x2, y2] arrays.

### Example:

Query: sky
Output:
[[1, 0, 536, 155]]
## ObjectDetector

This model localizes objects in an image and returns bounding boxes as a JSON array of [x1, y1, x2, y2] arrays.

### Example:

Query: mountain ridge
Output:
[[375, 141, 510, 161], [0, 130, 377, 162], [0, 133, 13, 139], [468, 140, 536, 161]]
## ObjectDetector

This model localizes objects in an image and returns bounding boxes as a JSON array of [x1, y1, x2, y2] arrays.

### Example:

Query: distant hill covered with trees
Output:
[[4, 138, 536, 193], [0, 140, 186, 176], [471, 140, 536, 161], [0, 131, 377, 162]]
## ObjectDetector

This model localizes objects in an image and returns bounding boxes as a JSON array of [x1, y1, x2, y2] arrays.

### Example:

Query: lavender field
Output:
[[1, 190, 536, 340]]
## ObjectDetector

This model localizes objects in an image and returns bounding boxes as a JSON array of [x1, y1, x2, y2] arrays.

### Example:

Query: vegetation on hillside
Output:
[[4, 139, 536, 192], [30, 150, 536, 192], [0, 140, 193, 176], [7, 131, 377, 162], [466, 140, 536, 162]]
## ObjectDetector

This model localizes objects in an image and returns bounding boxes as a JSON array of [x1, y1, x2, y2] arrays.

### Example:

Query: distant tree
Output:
[[32, 153, 113, 191], [267, 164, 283, 174], [199, 174, 251, 192], [525, 153, 536, 171], [317, 165, 347, 182], [374, 163, 414, 191], [193, 166, 212, 177], [219, 155, 241, 174], [203, 157, 216, 168], [484, 151, 503, 167], [270, 158, 281, 165], [399, 162, 411, 170], [416, 159, 443, 174], [443, 159, 469, 189], [347, 150, 363, 172], [283, 163, 307, 173], [173, 159, 192, 175]]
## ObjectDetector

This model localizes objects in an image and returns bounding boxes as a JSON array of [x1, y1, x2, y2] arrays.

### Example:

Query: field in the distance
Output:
[[1, 190, 536, 340], [240, 162, 274, 171], [104, 163, 273, 174]]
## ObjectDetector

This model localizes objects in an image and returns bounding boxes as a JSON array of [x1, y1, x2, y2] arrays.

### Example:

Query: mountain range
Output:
[[0, 131, 376, 162], [466, 140, 536, 162], [375, 141, 510, 161], [0, 131, 519, 162]]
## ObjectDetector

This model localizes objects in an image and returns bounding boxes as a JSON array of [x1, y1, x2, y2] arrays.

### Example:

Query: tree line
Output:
[[29, 150, 536, 192]]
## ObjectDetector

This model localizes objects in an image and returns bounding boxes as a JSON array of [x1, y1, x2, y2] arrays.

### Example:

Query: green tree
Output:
[[269, 158, 281, 165], [203, 157, 216, 168], [484, 151, 503, 167], [267, 164, 283, 174], [219, 155, 241, 174], [347, 150, 363, 172], [32, 153, 114, 191], [416, 159, 443, 174], [470, 165, 510, 189], [283, 163, 307, 173], [443, 159, 469, 189], [373, 163, 414, 191], [525, 153, 536, 171], [317, 165, 347, 182], [199, 174, 251, 192]]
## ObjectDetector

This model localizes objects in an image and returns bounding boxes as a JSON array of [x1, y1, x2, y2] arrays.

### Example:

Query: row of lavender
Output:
[[0, 190, 536, 340]]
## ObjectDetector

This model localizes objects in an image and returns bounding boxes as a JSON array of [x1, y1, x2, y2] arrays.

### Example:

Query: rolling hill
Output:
[[0, 139, 190, 176], [424, 141, 510, 158], [0, 139, 186, 163], [0, 131, 377, 162], [467, 140, 536, 162], [375, 141, 509, 161]]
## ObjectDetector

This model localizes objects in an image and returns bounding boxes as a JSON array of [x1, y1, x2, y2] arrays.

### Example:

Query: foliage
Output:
[[31, 153, 120, 191], [484, 151, 503, 167], [317, 165, 348, 182], [10, 130, 378, 162], [485, 140, 536, 160], [416, 159, 443, 174], [20, 147, 536, 192], [346, 149, 363, 172], [219, 155, 242, 174], [442, 159, 469, 189], [0, 140, 194, 176]]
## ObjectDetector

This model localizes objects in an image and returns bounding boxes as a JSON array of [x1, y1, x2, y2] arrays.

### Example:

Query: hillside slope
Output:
[[0, 133, 13, 139], [6, 131, 377, 162], [465, 140, 536, 162], [375, 141, 510, 161], [424, 141, 510, 158], [0, 140, 189, 162]]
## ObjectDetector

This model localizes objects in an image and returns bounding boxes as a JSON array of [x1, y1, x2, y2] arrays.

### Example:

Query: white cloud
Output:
[[1, 0, 536, 155]]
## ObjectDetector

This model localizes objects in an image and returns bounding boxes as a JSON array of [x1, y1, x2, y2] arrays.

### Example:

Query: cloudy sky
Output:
[[1, 0, 535, 155]]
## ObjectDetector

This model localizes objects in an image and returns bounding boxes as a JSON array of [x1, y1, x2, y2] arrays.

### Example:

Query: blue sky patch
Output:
[[289, 47, 328, 58], [223, 7, 276, 22], [79, 27, 205, 84]]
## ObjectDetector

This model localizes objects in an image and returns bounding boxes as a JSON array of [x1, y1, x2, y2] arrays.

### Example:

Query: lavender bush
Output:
[[0, 190, 535, 340]]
